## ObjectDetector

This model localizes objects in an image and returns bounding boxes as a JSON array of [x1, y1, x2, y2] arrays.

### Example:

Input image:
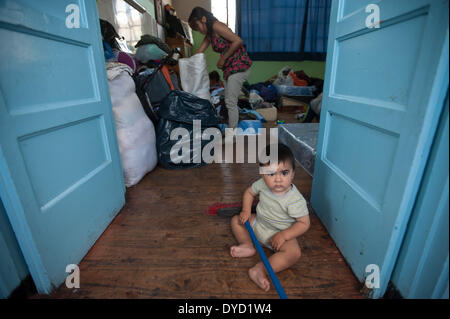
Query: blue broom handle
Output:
[[244, 220, 288, 299]]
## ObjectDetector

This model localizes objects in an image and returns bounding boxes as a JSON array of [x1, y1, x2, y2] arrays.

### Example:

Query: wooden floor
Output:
[[34, 112, 364, 299]]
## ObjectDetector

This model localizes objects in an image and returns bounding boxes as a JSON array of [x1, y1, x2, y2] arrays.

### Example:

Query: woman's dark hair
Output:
[[259, 143, 296, 170], [188, 7, 217, 39]]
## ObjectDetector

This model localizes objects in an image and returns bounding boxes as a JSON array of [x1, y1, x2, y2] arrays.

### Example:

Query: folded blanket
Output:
[[106, 62, 133, 81]]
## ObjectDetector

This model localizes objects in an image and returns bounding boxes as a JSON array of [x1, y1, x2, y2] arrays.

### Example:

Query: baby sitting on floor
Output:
[[230, 143, 310, 292]]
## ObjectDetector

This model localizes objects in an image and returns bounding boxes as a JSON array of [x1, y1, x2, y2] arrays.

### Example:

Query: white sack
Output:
[[108, 71, 157, 187], [310, 92, 323, 115], [178, 53, 211, 100]]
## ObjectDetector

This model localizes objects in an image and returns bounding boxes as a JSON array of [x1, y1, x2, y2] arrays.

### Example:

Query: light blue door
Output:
[[311, 0, 449, 298], [0, 0, 125, 294], [391, 93, 449, 299]]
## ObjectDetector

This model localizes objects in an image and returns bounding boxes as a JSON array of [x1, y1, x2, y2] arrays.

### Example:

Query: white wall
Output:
[[97, 0, 159, 49], [171, 0, 211, 22]]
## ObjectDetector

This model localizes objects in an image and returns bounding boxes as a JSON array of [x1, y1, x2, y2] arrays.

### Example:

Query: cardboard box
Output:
[[278, 97, 309, 113], [256, 106, 277, 121]]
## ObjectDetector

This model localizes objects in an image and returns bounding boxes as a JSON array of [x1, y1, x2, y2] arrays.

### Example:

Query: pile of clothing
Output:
[[209, 67, 323, 124], [242, 67, 324, 123], [101, 20, 222, 174]]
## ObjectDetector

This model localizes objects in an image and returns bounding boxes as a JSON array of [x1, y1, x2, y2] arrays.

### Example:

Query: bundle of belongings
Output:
[[101, 19, 221, 174], [273, 66, 308, 86], [206, 78, 279, 125], [207, 67, 324, 125], [156, 91, 221, 169], [135, 34, 172, 64], [271, 67, 324, 122], [106, 62, 157, 187]]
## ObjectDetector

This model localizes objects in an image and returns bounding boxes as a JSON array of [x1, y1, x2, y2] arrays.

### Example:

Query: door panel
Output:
[[391, 95, 449, 299], [0, 0, 125, 293], [311, 0, 448, 298]]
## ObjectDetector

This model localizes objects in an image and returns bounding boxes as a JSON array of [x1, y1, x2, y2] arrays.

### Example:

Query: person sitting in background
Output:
[[209, 70, 224, 92]]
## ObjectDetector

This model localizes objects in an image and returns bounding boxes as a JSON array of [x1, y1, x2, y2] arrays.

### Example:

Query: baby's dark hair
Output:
[[209, 70, 220, 81], [188, 7, 217, 39], [259, 143, 295, 170]]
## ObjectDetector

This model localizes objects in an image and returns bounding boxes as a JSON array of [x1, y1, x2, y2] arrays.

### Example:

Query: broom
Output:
[[207, 203, 288, 299]]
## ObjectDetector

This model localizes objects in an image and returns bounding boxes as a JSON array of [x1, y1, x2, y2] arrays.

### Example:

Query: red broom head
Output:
[[205, 202, 243, 216], [205, 201, 259, 216]]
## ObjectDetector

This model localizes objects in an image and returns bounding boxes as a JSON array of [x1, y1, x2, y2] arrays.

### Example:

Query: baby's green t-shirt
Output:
[[251, 178, 309, 231]]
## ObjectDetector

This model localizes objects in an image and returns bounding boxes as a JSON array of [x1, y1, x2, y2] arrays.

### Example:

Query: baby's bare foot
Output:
[[248, 266, 270, 292], [230, 244, 255, 257]]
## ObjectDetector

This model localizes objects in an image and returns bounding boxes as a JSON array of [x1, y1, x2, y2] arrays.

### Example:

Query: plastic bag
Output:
[[108, 71, 157, 186], [178, 53, 211, 101], [156, 90, 221, 169], [249, 91, 264, 107], [273, 67, 294, 86], [134, 68, 171, 107], [237, 120, 263, 135], [135, 43, 168, 63]]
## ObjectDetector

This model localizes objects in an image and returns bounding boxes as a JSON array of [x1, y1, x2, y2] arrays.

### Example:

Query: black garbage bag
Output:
[[156, 91, 222, 169]]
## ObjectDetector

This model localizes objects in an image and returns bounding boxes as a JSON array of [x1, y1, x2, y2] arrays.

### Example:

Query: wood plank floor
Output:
[[34, 112, 364, 299]]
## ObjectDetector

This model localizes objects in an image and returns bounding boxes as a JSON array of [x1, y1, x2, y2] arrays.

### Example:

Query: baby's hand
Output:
[[271, 232, 287, 251], [239, 211, 251, 224]]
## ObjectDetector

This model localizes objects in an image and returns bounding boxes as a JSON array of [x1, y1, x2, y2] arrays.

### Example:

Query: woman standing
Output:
[[189, 7, 252, 130]]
